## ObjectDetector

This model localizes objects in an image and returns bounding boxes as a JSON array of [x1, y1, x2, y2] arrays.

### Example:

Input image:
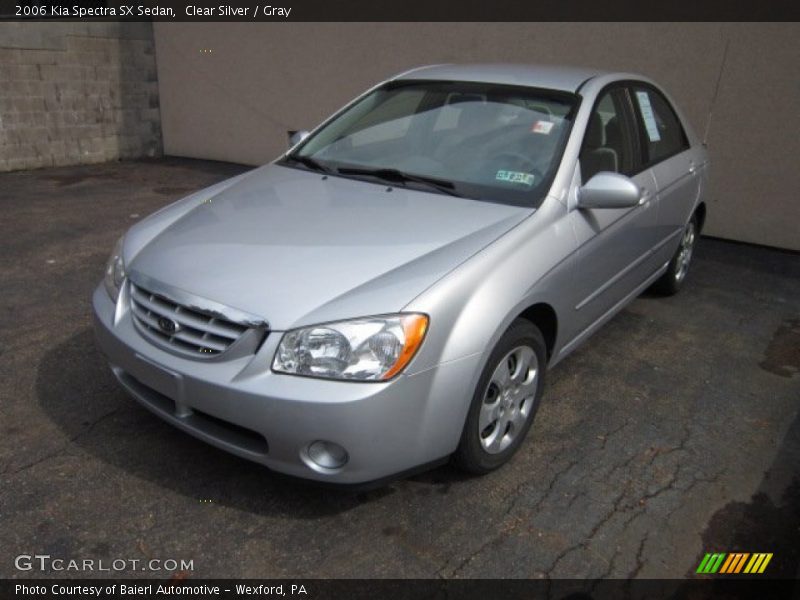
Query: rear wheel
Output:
[[453, 319, 547, 474], [652, 214, 698, 296]]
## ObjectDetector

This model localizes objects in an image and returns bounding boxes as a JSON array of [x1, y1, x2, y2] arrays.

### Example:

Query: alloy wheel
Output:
[[675, 221, 696, 282], [478, 345, 538, 454]]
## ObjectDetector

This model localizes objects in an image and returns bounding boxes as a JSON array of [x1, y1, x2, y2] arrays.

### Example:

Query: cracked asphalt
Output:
[[1, 159, 799, 579]]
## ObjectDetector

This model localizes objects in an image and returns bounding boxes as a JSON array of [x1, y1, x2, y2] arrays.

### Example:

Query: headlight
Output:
[[103, 236, 126, 302], [273, 314, 429, 381]]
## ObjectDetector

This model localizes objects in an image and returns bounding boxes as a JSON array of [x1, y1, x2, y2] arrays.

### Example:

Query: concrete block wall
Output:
[[0, 22, 161, 172]]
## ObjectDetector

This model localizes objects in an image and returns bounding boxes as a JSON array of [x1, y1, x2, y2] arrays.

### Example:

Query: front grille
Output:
[[130, 283, 249, 358]]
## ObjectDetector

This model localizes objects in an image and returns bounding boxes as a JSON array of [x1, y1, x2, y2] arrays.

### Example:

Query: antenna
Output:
[[703, 35, 731, 145]]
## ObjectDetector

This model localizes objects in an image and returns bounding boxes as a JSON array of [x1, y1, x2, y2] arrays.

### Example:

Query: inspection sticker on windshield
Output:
[[496, 170, 535, 186], [531, 120, 554, 134]]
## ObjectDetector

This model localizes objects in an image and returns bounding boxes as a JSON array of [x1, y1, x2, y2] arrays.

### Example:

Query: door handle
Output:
[[688, 162, 697, 175], [639, 188, 652, 205]]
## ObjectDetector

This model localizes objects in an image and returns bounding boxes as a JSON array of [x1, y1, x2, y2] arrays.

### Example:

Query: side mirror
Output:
[[577, 172, 642, 210], [287, 130, 310, 147]]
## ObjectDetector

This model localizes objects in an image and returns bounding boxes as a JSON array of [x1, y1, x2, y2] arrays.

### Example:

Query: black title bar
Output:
[[1, 0, 799, 21], [2, 578, 799, 600]]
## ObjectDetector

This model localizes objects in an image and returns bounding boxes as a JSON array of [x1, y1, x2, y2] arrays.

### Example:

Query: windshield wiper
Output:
[[283, 154, 332, 174], [337, 167, 461, 197]]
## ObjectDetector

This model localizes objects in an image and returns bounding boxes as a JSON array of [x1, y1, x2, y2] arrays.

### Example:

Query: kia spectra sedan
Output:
[[93, 64, 708, 484]]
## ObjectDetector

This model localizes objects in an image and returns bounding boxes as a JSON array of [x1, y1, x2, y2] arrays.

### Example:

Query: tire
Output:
[[651, 214, 699, 296], [453, 319, 547, 474]]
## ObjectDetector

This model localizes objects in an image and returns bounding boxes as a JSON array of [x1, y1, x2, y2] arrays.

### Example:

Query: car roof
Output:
[[392, 63, 613, 93]]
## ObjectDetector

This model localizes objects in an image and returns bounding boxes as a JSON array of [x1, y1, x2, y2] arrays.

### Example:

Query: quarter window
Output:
[[631, 87, 688, 164]]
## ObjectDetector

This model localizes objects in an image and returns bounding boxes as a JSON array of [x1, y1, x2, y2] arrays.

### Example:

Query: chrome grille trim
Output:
[[130, 282, 252, 358]]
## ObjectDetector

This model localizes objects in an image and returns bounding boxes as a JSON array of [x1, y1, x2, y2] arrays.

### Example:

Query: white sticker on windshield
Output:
[[531, 120, 554, 134], [496, 170, 535, 186], [635, 91, 661, 142]]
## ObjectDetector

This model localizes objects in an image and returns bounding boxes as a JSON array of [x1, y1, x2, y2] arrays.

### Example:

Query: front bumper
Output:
[[92, 283, 481, 484]]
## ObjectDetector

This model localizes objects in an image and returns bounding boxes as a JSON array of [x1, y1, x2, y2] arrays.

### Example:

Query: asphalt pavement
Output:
[[1, 158, 798, 579]]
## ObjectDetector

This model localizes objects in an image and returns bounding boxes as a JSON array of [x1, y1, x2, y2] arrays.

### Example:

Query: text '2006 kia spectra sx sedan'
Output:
[[93, 64, 709, 484]]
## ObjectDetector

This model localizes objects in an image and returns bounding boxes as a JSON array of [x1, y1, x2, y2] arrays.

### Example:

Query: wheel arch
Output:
[[694, 201, 707, 233], [517, 302, 558, 361]]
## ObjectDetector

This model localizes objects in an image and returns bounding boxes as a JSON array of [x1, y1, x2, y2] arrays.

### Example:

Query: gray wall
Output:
[[0, 22, 161, 171], [154, 23, 799, 250]]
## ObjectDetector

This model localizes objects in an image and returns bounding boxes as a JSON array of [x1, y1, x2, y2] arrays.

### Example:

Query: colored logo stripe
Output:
[[696, 553, 726, 574], [719, 553, 749, 573], [697, 552, 773, 574], [744, 553, 773, 574]]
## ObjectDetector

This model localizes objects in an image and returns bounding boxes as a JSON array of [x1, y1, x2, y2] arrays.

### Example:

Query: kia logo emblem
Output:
[[158, 317, 179, 334]]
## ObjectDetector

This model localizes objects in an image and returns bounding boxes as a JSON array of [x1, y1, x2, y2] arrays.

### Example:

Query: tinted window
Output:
[[631, 86, 688, 164], [579, 88, 635, 181]]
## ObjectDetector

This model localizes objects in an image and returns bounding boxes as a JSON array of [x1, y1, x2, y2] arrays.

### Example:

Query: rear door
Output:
[[628, 84, 701, 264]]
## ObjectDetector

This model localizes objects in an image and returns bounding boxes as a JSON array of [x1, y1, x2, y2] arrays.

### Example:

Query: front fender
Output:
[[404, 195, 575, 410]]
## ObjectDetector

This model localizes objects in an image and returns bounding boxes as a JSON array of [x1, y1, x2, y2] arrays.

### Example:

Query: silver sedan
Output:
[[93, 64, 709, 484]]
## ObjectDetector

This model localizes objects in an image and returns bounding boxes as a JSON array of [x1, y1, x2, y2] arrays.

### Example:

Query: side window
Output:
[[579, 88, 636, 182], [631, 86, 689, 164]]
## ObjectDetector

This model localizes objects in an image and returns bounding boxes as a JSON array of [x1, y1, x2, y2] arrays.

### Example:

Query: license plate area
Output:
[[129, 353, 182, 400]]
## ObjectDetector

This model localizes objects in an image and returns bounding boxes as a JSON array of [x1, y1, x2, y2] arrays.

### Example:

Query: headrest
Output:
[[605, 116, 622, 148], [456, 102, 498, 129], [585, 112, 605, 148]]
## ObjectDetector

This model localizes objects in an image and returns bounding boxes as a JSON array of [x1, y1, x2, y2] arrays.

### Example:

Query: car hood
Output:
[[128, 164, 533, 330]]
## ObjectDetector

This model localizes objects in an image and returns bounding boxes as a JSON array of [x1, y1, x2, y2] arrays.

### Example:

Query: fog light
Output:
[[307, 440, 348, 470]]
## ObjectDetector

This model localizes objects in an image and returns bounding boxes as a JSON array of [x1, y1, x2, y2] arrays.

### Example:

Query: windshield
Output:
[[284, 80, 578, 204]]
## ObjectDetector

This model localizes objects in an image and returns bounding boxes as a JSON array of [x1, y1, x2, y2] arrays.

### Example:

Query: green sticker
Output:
[[495, 170, 535, 186]]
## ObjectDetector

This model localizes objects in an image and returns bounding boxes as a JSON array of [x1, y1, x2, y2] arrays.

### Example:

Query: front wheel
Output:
[[453, 319, 547, 474], [652, 214, 698, 296]]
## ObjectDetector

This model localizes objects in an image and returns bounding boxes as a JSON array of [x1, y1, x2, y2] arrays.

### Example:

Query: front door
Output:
[[568, 85, 660, 343]]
